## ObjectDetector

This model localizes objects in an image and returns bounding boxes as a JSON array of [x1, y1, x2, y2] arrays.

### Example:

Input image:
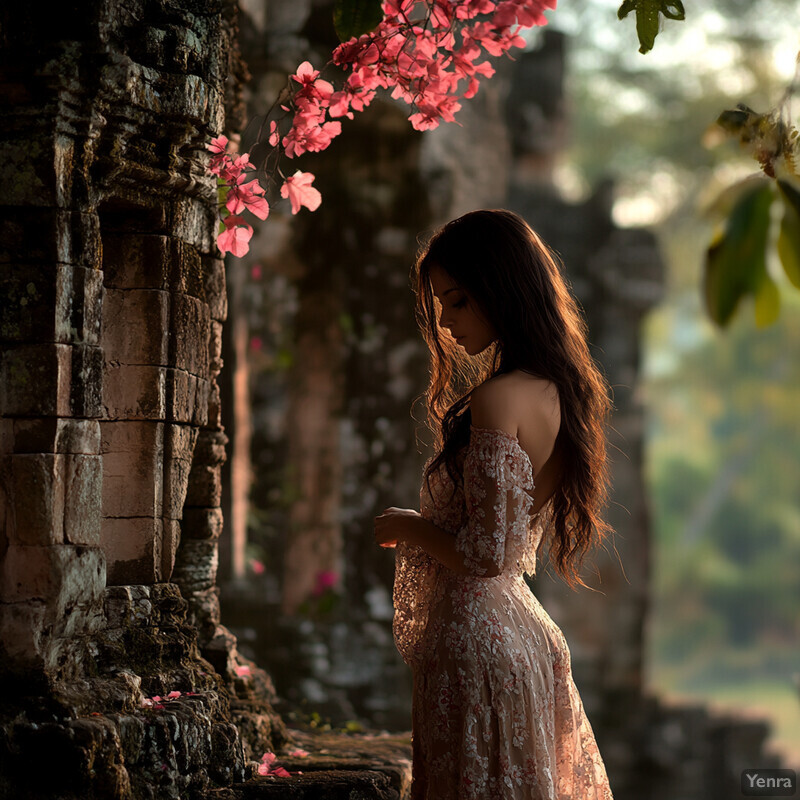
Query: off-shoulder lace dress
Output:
[[392, 425, 614, 800]]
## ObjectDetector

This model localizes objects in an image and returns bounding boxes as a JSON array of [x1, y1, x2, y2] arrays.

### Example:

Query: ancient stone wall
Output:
[[0, 1, 286, 796]]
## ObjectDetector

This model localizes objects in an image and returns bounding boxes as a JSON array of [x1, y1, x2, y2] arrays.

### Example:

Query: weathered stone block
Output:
[[171, 198, 214, 255], [208, 321, 223, 375], [206, 380, 222, 429], [161, 518, 181, 581], [0, 209, 100, 267], [0, 417, 15, 455], [163, 423, 198, 519], [102, 234, 205, 299], [55, 265, 104, 345], [102, 288, 170, 364], [101, 421, 164, 518], [0, 343, 72, 416], [0, 264, 103, 344], [102, 234, 172, 291], [101, 517, 162, 585], [170, 238, 205, 301], [0, 600, 47, 671], [193, 429, 227, 467], [165, 368, 197, 424], [10, 453, 65, 546], [201, 256, 227, 322], [186, 586, 221, 642], [103, 363, 166, 421], [171, 539, 218, 593], [184, 465, 222, 508], [13, 418, 101, 454], [193, 378, 209, 427], [64, 455, 102, 546], [0, 264, 56, 343], [69, 343, 104, 418], [169, 292, 209, 378], [104, 584, 152, 628], [0, 136, 61, 208], [0, 544, 105, 610], [181, 507, 223, 541]]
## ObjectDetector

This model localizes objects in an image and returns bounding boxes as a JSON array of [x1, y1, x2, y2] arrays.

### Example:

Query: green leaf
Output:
[[333, 0, 383, 42], [753, 272, 780, 328], [217, 177, 229, 207], [618, 0, 685, 54], [777, 179, 800, 288], [703, 182, 774, 326]]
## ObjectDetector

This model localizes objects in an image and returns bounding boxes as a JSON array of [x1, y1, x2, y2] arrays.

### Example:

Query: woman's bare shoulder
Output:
[[470, 371, 559, 436]]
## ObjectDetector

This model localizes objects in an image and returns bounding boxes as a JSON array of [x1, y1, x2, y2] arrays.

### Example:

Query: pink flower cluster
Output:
[[207, 135, 320, 257], [329, 0, 557, 132], [207, 0, 556, 256]]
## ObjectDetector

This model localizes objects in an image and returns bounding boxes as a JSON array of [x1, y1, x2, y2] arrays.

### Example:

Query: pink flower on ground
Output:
[[236, 665, 252, 677], [258, 752, 292, 778], [280, 171, 322, 214], [217, 215, 253, 258], [289, 748, 309, 757], [166, 691, 181, 699]]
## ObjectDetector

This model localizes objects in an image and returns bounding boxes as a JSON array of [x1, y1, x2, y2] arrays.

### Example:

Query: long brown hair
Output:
[[413, 209, 612, 590]]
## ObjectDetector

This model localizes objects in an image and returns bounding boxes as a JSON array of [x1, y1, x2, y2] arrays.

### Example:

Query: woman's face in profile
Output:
[[429, 264, 497, 356]]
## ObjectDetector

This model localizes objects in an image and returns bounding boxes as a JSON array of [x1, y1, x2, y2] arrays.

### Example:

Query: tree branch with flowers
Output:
[[207, 0, 560, 256], [206, 0, 689, 258]]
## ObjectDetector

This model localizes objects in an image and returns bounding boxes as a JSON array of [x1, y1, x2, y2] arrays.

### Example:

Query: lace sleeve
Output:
[[454, 426, 536, 577]]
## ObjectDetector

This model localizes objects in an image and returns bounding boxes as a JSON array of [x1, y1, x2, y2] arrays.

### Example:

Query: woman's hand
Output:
[[374, 507, 421, 549]]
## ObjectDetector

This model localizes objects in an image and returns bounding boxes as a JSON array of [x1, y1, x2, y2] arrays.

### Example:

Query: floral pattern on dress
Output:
[[393, 425, 614, 800]]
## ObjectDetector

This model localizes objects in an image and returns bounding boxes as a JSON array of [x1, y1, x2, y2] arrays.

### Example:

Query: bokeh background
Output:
[[216, 1, 800, 792]]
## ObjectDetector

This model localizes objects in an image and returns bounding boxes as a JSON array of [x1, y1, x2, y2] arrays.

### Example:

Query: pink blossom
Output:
[[289, 748, 309, 757], [291, 61, 335, 105], [208, 135, 230, 174], [250, 264, 262, 280], [280, 171, 322, 214], [166, 691, 181, 699], [217, 215, 253, 258], [268, 121, 280, 147], [219, 152, 252, 183], [235, 665, 252, 677], [226, 176, 270, 220], [250, 557, 266, 573], [258, 752, 292, 778], [283, 102, 342, 158], [312, 569, 338, 597]]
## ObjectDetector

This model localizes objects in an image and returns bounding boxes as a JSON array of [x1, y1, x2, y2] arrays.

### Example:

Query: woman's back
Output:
[[469, 370, 563, 515]]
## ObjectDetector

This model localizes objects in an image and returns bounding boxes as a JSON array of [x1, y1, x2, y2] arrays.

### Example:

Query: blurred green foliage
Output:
[[552, 3, 800, 734]]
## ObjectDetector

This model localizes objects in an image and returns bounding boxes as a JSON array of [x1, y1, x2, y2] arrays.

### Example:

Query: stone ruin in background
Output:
[[0, 0, 791, 798]]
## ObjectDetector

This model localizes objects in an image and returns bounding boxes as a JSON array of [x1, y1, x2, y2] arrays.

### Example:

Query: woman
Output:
[[374, 209, 615, 799]]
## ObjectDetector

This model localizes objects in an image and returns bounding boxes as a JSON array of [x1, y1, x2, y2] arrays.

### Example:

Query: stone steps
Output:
[[205, 729, 412, 800]]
